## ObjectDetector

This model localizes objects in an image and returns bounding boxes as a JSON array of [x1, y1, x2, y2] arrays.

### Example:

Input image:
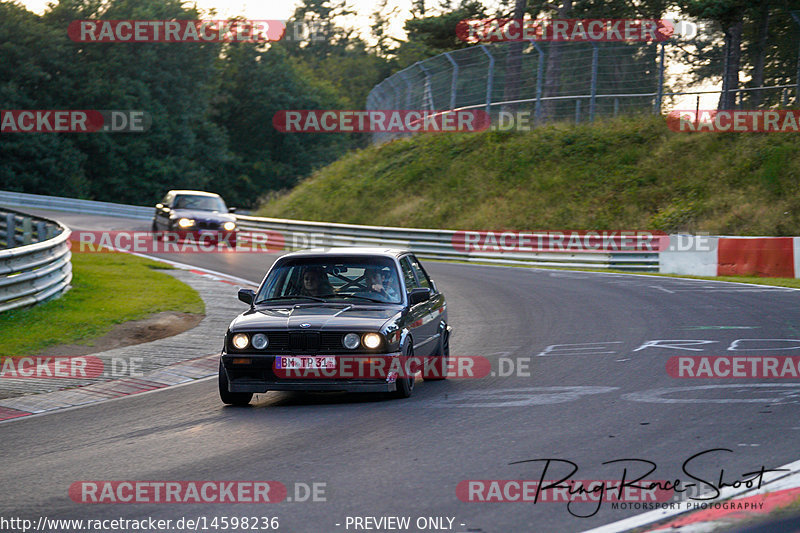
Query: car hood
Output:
[[171, 209, 235, 223], [230, 304, 402, 331]]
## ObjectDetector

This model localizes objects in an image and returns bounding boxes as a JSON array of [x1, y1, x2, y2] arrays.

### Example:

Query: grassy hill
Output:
[[256, 115, 800, 235]]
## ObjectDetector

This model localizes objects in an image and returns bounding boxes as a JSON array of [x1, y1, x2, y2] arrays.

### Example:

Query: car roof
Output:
[[279, 247, 411, 259], [168, 190, 222, 198]]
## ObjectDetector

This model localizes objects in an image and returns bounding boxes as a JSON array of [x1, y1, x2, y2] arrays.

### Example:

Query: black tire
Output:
[[392, 346, 416, 398], [423, 329, 449, 381], [218, 362, 253, 406], [151, 222, 161, 241]]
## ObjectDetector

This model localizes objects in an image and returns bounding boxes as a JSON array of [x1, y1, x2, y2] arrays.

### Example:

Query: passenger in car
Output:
[[301, 267, 335, 297]]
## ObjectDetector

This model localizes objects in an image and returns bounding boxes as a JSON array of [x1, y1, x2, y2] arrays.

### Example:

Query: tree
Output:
[[679, 0, 749, 109], [501, 0, 530, 110]]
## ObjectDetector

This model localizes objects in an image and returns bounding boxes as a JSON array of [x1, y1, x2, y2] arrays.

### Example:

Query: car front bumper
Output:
[[227, 378, 397, 393], [221, 352, 403, 393]]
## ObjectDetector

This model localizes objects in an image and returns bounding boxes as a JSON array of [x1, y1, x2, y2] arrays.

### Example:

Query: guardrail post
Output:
[[4, 213, 14, 248], [22, 217, 32, 245], [36, 221, 46, 242]]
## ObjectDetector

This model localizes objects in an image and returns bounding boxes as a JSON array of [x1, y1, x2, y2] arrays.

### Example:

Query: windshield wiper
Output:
[[335, 294, 387, 303], [258, 295, 328, 303]]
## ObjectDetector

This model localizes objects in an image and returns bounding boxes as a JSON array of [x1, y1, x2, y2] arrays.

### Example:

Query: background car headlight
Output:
[[223, 221, 236, 231], [251, 333, 268, 350], [177, 218, 195, 228], [232, 333, 249, 349], [362, 333, 382, 349], [343, 333, 360, 349]]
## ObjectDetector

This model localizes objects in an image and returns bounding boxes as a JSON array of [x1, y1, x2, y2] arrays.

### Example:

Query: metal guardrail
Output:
[[236, 215, 660, 271], [0, 190, 152, 220], [0, 208, 72, 313], [0, 191, 658, 271]]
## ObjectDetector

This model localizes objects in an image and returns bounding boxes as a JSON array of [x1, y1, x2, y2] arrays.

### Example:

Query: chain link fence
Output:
[[366, 40, 798, 144]]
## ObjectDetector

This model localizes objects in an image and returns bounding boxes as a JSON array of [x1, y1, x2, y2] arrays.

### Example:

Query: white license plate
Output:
[[276, 356, 336, 369]]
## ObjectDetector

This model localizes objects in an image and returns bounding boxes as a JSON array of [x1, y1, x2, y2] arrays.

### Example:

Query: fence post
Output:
[[533, 42, 545, 123], [444, 52, 458, 110], [575, 100, 581, 123], [417, 62, 433, 110], [589, 43, 598, 122], [480, 45, 494, 115], [655, 42, 665, 114]]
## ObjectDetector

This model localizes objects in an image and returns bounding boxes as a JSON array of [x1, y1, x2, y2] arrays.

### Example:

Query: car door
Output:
[[407, 254, 444, 355], [400, 255, 436, 357]]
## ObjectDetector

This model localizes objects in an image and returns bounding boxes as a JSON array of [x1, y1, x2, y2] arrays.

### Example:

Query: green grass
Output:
[[0, 252, 205, 357], [257, 115, 800, 235]]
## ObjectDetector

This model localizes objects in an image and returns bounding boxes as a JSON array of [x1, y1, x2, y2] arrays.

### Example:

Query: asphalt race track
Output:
[[3, 210, 800, 532]]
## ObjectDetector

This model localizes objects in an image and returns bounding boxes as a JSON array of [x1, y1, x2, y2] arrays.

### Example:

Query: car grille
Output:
[[237, 331, 344, 353], [196, 220, 221, 230]]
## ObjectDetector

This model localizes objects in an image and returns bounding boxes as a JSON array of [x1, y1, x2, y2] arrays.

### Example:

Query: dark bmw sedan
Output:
[[152, 190, 237, 244], [219, 248, 451, 405]]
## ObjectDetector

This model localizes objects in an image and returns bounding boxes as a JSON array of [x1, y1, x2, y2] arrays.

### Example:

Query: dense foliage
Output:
[[1, 0, 797, 208]]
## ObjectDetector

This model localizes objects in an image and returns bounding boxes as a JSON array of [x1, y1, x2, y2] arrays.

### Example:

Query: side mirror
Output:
[[408, 287, 431, 306], [238, 288, 255, 306], [228, 207, 237, 213]]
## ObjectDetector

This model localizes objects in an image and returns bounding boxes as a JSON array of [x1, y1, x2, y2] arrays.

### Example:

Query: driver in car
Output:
[[364, 268, 397, 301]]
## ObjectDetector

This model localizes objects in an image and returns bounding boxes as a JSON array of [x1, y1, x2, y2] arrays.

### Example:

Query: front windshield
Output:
[[172, 194, 227, 212], [255, 256, 403, 304]]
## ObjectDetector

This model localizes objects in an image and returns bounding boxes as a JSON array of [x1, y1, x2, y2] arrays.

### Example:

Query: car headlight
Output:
[[177, 218, 195, 228], [251, 333, 268, 350], [223, 221, 236, 231], [362, 333, 382, 349], [343, 333, 360, 350], [232, 333, 249, 350]]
